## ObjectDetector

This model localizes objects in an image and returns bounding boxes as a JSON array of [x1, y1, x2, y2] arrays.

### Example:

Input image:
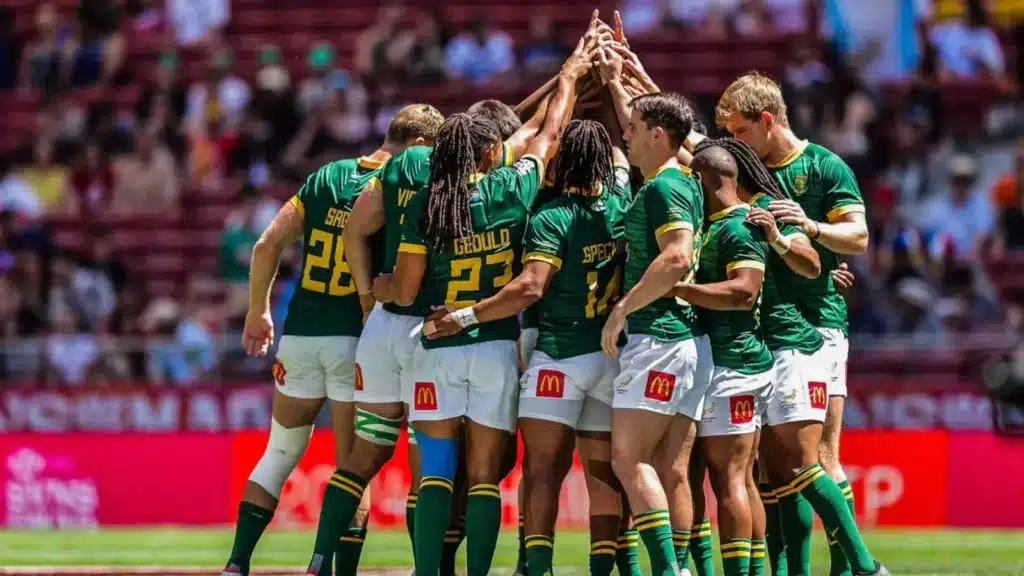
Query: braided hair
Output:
[[554, 120, 614, 198], [694, 137, 786, 200], [419, 113, 500, 252]]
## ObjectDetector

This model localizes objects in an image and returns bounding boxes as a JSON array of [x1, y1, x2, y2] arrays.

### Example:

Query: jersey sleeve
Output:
[[646, 176, 699, 238], [723, 220, 769, 274], [398, 187, 428, 255], [290, 168, 320, 218], [491, 154, 544, 209], [523, 207, 570, 271], [818, 154, 865, 223], [609, 164, 634, 202]]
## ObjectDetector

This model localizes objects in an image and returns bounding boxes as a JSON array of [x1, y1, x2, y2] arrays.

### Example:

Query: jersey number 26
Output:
[[301, 228, 355, 296]]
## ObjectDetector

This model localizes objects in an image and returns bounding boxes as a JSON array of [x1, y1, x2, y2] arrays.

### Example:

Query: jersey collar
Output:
[[765, 140, 809, 168], [357, 156, 386, 170], [468, 172, 486, 184], [708, 203, 747, 222], [746, 192, 765, 206], [644, 162, 690, 183]]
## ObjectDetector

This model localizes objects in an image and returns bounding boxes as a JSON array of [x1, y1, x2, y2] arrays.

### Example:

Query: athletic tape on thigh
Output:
[[416, 431, 458, 481], [354, 408, 403, 446]]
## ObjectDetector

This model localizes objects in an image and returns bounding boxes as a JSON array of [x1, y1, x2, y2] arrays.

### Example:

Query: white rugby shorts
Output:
[[274, 335, 359, 402], [518, 327, 539, 371], [354, 304, 422, 405], [762, 348, 829, 427], [519, 350, 618, 432], [698, 365, 773, 437], [407, 340, 519, 432], [817, 327, 849, 398], [612, 334, 712, 420]]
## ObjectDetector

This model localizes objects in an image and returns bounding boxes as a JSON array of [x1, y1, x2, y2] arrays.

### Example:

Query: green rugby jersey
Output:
[[747, 193, 824, 354], [521, 179, 560, 331], [524, 165, 633, 359], [378, 143, 516, 317], [283, 157, 384, 337], [623, 165, 703, 342], [767, 141, 865, 335], [399, 154, 543, 349], [695, 204, 773, 375]]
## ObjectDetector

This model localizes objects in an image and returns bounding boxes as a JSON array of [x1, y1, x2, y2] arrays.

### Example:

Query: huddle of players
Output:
[[223, 9, 889, 576]]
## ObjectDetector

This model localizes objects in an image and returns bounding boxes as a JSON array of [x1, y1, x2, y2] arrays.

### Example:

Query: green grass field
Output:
[[1, 528, 1023, 575]]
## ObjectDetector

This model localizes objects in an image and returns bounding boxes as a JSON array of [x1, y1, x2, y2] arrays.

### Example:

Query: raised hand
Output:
[[562, 36, 597, 80], [597, 45, 624, 84]]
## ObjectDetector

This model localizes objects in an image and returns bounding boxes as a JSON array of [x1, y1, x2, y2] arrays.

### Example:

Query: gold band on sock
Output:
[[525, 534, 554, 548], [468, 483, 501, 498], [591, 540, 617, 556], [420, 476, 454, 492]]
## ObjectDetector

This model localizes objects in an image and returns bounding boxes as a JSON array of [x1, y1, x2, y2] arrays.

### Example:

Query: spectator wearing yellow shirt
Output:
[[21, 139, 67, 214]]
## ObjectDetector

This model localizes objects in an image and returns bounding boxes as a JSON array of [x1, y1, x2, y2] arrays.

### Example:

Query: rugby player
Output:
[[667, 139, 773, 576], [429, 111, 632, 576], [716, 72, 873, 576], [598, 90, 710, 576], [338, 68, 562, 576], [225, 104, 442, 576], [390, 42, 590, 576]]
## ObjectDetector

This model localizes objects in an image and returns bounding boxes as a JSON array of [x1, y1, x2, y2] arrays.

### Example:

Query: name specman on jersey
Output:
[[453, 228, 512, 256], [324, 207, 350, 229], [583, 239, 626, 264]]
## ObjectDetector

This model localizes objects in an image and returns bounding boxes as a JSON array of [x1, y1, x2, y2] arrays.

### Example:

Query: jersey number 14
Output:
[[301, 228, 355, 296]]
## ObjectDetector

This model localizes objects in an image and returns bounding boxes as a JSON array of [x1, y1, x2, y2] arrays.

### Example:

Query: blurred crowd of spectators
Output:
[[0, 0, 1021, 385]]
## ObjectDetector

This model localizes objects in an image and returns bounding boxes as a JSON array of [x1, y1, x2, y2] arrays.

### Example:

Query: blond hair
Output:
[[387, 104, 445, 144], [715, 72, 788, 128]]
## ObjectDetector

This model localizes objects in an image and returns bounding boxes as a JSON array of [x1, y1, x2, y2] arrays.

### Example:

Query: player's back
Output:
[[402, 156, 543, 349], [529, 168, 632, 359], [284, 157, 383, 337]]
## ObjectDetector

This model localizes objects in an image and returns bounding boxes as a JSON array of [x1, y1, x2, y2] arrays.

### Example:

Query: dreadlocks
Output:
[[694, 137, 787, 200], [554, 119, 613, 198], [419, 113, 500, 252]]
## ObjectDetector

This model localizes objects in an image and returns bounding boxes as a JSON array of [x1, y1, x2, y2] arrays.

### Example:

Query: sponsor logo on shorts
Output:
[[730, 395, 755, 424], [701, 403, 716, 421], [536, 369, 565, 399], [414, 382, 438, 411], [271, 360, 286, 386], [354, 364, 364, 392], [782, 389, 798, 404], [808, 381, 827, 410], [644, 371, 676, 402]]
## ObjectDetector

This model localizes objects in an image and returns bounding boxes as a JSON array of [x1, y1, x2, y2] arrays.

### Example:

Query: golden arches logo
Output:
[[271, 360, 287, 386], [729, 395, 755, 424], [536, 370, 565, 399], [415, 382, 438, 411], [644, 371, 675, 402], [808, 381, 827, 410]]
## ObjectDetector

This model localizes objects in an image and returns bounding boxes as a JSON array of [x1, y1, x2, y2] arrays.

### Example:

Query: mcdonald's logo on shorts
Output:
[[354, 363, 364, 392], [808, 381, 827, 410], [730, 395, 756, 424], [536, 369, 565, 398], [271, 360, 286, 387], [644, 370, 676, 402], [414, 382, 438, 411]]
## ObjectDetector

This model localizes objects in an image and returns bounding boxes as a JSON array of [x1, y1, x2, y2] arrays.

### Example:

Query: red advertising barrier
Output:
[[0, 434, 232, 527], [2, 430, 1023, 528]]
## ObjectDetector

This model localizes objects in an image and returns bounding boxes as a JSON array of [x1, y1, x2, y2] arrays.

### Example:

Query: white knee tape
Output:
[[249, 419, 313, 498]]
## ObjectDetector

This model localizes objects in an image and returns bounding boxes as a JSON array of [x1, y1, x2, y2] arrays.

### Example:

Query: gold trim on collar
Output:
[[358, 156, 386, 170], [708, 203, 747, 222], [468, 173, 486, 184], [746, 192, 765, 206], [645, 163, 682, 183], [765, 140, 809, 168]]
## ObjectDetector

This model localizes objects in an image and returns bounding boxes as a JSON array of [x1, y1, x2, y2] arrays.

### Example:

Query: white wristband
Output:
[[771, 234, 792, 255], [452, 307, 479, 328]]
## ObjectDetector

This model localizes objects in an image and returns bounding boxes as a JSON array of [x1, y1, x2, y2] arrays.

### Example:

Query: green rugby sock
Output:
[[517, 513, 528, 571], [414, 477, 454, 576], [406, 493, 417, 555], [634, 509, 677, 576], [441, 523, 466, 576], [721, 538, 751, 576], [749, 539, 767, 576], [615, 528, 642, 576], [761, 483, 788, 576], [226, 501, 274, 574], [525, 534, 554, 576], [334, 526, 367, 576], [589, 539, 617, 576], [307, 470, 367, 575], [688, 519, 716, 576], [672, 529, 692, 572], [827, 480, 855, 576], [791, 465, 875, 574], [466, 484, 503, 576], [777, 491, 813, 576]]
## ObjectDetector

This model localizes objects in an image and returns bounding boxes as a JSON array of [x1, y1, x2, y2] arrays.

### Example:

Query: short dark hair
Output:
[[386, 104, 445, 144], [694, 137, 787, 200], [467, 99, 521, 140], [630, 92, 694, 148], [691, 143, 738, 181]]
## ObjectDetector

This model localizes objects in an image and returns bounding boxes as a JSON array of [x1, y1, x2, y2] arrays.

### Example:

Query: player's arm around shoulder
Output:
[[344, 177, 386, 319], [746, 205, 820, 279], [670, 219, 764, 311]]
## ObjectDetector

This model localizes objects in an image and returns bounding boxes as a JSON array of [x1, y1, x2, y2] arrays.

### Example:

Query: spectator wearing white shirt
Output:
[[0, 155, 41, 220], [186, 48, 250, 131], [444, 17, 515, 85], [167, 0, 228, 47], [923, 154, 996, 261], [929, 0, 1005, 79], [44, 307, 98, 385]]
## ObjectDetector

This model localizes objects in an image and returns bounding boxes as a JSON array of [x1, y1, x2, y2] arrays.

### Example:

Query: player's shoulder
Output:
[[383, 145, 432, 182], [644, 166, 700, 196], [300, 158, 356, 197], [806, 142, 854, 175], [723, 209, 765, 241], [529, 197, 575, 230]]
